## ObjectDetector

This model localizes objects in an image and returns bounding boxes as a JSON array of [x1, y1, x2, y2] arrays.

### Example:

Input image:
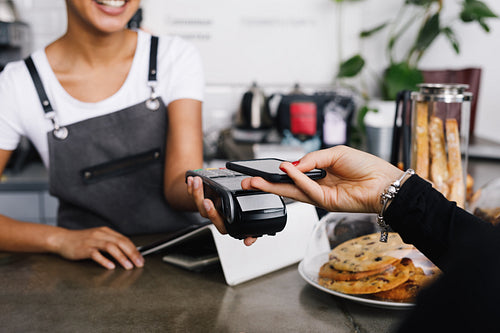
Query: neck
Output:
[[59, 28, 136, 66]]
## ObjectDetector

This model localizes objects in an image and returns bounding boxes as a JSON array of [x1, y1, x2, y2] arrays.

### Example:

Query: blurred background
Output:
[[2, 0, 498, 146]]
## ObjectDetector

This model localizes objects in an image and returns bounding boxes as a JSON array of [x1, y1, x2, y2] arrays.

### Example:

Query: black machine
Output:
[[185, 168, 287, 239]]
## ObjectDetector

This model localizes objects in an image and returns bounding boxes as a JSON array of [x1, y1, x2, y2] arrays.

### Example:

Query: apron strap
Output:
[[148, 35, 159, 83], [24, 56, 54, 115], [25, 56, 68, 139], [146, 35, 161, 110]]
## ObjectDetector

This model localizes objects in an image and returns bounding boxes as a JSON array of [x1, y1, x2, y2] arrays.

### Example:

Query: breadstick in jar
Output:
[[414, 102, 429, 178], [446, 118, 465, 208], [429, 116, 449, 197]]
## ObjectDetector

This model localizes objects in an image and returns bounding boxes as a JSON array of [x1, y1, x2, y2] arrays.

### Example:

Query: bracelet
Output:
[[376, 169, 415, 242]]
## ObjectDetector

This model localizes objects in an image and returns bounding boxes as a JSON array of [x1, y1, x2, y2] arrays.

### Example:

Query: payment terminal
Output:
[[185, 168, 287, 239]]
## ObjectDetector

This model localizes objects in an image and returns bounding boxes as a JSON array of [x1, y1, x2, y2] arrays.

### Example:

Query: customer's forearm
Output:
[[385, 175, 493, 269]]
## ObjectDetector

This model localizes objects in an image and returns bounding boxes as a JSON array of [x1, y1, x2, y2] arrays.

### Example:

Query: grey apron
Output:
[[25, 36, 201, 235]]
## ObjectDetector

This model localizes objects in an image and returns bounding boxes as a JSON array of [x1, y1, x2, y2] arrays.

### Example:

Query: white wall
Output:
[[13, 0, 67, 53], [141, 0, 362, 136], [11, 0, 500, 143]]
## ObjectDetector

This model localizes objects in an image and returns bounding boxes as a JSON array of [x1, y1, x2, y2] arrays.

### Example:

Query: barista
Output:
[[0, 0, 204, 269]]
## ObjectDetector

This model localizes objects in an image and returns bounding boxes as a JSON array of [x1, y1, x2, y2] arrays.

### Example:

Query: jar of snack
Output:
[[410, 84, 472, 208]]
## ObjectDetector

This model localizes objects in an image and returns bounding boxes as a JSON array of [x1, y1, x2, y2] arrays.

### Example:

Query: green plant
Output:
[[335, 0, 498, 100]]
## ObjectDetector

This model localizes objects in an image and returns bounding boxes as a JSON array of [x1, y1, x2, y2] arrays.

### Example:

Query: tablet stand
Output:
[[159, 201, 319, 286], [213, 201, 319, 285]]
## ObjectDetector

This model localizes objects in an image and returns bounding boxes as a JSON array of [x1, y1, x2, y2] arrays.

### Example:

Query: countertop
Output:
[[0, 234, 409, 333], [1, 157, 499, 332]]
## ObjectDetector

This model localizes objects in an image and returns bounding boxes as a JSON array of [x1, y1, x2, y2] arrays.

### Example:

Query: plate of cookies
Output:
[[298, 213, 441, 309]]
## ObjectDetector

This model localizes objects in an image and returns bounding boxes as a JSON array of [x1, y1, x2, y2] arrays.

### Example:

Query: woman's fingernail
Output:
[[124, 260, 133, 270], [193, 177, 201, 189], [292, 161, 300, 166], [136, 257, 144, 267], [279, 166, 287, 172], [203, 199, 211, 212]]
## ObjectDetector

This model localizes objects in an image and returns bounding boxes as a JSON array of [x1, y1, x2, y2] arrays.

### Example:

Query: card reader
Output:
[[186, 168, 287, 239]]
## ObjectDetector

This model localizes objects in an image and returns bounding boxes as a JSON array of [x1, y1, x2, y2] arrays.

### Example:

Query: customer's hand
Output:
[[50, 227, 145, 270], [186, 176, 257, 246], [241, 145, 404, 213]]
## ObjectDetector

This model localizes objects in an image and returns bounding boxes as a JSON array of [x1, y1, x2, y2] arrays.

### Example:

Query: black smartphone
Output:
[[226, 158, 326, 183]]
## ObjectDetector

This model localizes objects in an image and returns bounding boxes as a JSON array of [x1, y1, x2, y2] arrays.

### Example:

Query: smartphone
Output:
[[226, 158, 326, 183]]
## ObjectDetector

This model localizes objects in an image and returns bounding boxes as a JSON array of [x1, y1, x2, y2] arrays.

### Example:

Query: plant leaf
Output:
[[415, 13, 441, 52], [478, 19, 491, 32], [360, 22, 389, 38], [382, 62, 423, 100], [356, 105, 374, 134], [442, 27, 460, 54], [337, 54, 365, 78], [460, 0, 498, 23]]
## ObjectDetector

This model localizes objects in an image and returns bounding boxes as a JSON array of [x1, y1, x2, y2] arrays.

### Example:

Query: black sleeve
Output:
[[385, 175, 500, 332], [384, 174, 494, 269]]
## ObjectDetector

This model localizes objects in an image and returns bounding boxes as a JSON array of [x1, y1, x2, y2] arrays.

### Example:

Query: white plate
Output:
[[298, 253, 415, 310]]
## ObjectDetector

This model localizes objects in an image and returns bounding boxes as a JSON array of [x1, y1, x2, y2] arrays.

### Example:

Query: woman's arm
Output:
[[163, 98, 204, 211], [0, 149, 143, 269]]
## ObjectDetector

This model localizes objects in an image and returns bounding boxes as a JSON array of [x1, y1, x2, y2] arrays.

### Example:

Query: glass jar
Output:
[[410, 84, 472, 208]]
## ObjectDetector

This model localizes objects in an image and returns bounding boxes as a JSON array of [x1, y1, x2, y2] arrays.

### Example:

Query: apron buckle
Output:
[[45, 110, 69, 140], [146, 82, 160, 111], [53, 126, 69, 140]]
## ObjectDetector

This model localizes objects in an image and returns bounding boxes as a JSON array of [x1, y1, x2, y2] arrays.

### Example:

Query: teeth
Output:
[[96, 0, 126, 8]]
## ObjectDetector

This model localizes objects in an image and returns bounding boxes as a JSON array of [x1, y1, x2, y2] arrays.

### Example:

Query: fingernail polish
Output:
[[279, 166, 287, 172], [292, 161, 300, 166]]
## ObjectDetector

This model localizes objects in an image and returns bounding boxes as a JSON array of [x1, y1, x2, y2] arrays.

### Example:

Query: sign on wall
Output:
[[142, 0, 361, 86]]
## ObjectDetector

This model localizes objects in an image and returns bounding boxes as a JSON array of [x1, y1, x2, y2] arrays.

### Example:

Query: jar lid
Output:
[[411, 83, 473, 103]]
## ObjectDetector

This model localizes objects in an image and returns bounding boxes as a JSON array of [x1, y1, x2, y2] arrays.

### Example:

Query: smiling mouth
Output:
[[94, 0, 128, 8]]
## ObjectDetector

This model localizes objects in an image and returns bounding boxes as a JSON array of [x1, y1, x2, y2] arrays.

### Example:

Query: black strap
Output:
[[148, 36, 159, 82], [24, 56, 54, 114]]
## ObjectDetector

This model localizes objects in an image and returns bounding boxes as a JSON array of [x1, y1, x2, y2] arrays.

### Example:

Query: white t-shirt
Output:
[[0, 30, 204, 167]]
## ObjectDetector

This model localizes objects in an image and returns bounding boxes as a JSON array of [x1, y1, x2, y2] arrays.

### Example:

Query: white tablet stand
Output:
[[212, 201, 319, 285], [148, 201, 319, 286]]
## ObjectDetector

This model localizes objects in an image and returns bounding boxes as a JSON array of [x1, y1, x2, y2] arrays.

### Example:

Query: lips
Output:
[[94, 0, 128, 8], [93, 0, 129, 15]]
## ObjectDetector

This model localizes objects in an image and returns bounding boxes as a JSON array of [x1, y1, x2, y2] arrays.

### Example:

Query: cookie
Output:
[[318, 259, 411, 294], [402, 248, 441, 276], [328, 232, 413, 272], [373, 258, 440, 301], [319, 262, 392, 281]]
